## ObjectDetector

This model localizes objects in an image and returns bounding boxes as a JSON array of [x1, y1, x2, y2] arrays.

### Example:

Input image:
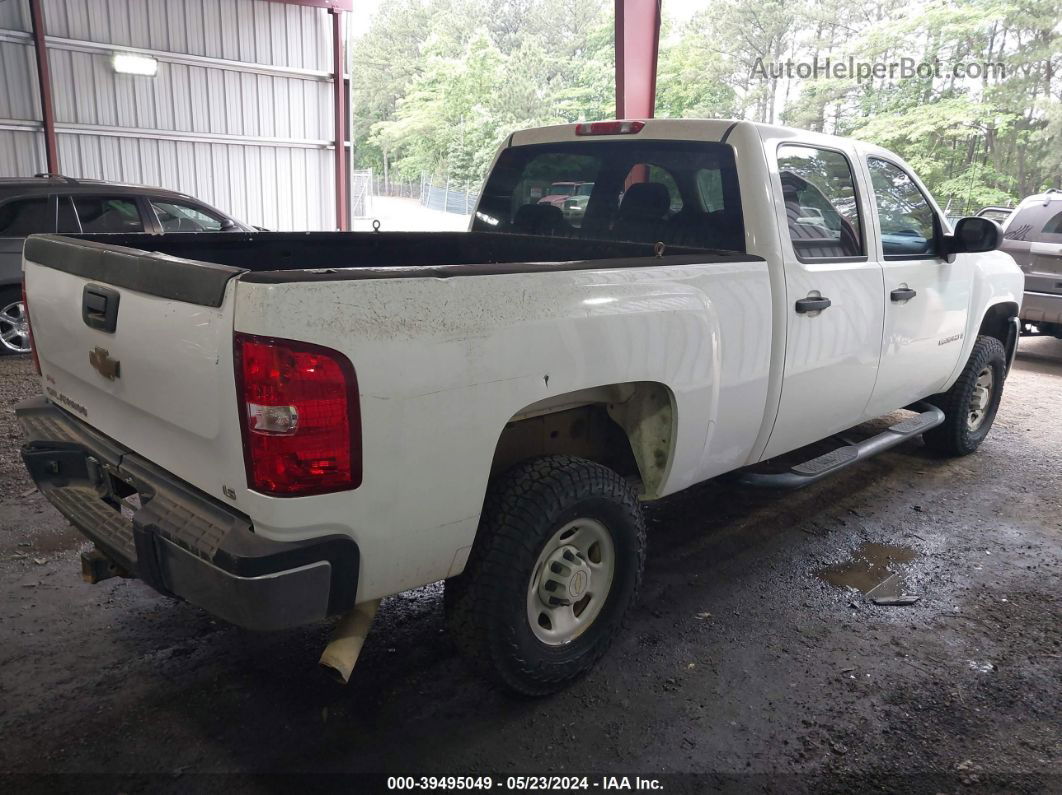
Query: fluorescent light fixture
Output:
[[112, 53, 158, 76]]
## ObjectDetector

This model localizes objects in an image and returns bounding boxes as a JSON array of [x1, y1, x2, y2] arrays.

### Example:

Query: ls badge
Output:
[[89, 346, 121, 380]]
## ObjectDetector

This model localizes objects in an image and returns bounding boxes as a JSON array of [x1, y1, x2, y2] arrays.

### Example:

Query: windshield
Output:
[[473, 140, 745, 252]]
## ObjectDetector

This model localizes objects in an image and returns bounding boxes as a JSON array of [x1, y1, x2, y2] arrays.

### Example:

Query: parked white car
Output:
[[17, 118, 1022, 694]]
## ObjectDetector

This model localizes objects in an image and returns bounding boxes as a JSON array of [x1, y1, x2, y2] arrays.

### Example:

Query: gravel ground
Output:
[[0, 338, 1059, 792]]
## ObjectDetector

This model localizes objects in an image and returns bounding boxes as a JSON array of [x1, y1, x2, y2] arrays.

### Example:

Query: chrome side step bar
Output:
[[737, 402, 945, 490]]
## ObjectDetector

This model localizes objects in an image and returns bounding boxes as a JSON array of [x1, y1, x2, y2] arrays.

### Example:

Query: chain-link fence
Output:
[[351, 169, 373, 218], [373, 175, 419, 198], [420, 174, 479, 215], [360, 171, 479, 216]]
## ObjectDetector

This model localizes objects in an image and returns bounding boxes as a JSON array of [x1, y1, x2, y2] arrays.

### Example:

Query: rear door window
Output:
[[150, 199, 226, 232], [0, 197, 53, 236], [777, 145, 864, 260], [473, 140, 745, 252], [72, 196, 144, 233], [866, 158, 939, 258], [56, 196, 81, 233]]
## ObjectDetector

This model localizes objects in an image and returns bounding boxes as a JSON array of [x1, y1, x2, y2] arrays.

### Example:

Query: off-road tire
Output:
[[923, 335, 1007, 457], [445, 455, 646, 696]]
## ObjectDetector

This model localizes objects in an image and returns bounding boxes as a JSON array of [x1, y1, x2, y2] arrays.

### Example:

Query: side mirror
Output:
[[947, 216, 1002, 255]]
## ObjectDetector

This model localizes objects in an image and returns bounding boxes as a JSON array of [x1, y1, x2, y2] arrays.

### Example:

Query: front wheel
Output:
[[445, 456, 646, 696], [0, 287, 31, 355], [923, 335, 1007, 457]]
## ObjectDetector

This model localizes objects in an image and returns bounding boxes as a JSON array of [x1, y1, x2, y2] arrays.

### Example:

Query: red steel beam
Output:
[[614, 0, 662, 120], [28, 0, 59, 174], [330, 9, 348, 230]]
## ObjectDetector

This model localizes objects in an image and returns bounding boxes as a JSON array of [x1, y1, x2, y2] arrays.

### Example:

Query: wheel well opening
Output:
[[979, 301, 1019, 345], [490, 382, 675, 498]]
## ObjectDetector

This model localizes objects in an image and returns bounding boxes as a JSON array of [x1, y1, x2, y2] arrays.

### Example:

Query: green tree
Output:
[[352, 0, 1061, 205], [656, 16, 738, 118], [353, 0, 614, 188]]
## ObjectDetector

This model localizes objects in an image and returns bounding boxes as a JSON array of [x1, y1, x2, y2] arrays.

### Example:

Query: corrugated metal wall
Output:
[[0, 1, 45, 173], [0, 0, 342, 230]]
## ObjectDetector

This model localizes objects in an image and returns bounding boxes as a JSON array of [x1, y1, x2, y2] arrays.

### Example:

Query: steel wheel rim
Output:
[[527, 518, 615, 646], [967, 365, 994, 431], [0, 299, 30, 354]]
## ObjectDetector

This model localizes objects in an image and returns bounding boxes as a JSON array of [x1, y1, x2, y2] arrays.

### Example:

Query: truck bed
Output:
[[22, 228, 772, 602], [26, 231, 753, 300]]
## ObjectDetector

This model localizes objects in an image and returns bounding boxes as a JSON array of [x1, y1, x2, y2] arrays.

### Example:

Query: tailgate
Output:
[[22, 235, 247, 503]]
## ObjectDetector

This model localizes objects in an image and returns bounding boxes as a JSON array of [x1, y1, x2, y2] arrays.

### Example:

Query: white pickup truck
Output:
[[17, 119, 1022, 695]]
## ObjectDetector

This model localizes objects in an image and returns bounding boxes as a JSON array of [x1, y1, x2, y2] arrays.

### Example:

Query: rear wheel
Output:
[[445, 455, 646, 696], [923, 335, 1007, 457], [0, 287, 30, 355]]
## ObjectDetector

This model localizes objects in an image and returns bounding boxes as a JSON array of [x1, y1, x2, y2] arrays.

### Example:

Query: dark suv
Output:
[[0, 175, 251, 354]]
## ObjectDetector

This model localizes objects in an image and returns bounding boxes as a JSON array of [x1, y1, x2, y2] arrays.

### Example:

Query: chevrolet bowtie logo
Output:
[[89, 346, 121, 380]]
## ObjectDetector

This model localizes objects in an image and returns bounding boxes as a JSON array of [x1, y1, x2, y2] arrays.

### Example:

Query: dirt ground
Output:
[[0, 338, 1059, 793]]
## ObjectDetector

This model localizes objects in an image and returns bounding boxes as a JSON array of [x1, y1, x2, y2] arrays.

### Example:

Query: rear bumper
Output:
[[1021, 290, 1062, 326], [15, 396, 358, 631]]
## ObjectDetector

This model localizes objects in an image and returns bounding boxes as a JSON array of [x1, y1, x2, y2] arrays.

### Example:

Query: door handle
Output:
[[82, 284, 120, 333], [891, 287, 917, 302], [795, 296, 832, 314]]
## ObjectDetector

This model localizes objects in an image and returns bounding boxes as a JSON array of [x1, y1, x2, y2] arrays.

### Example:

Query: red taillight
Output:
[[575, 120, 645, 136], [234, 333, 361, 497], [21, 281, 40, 375]]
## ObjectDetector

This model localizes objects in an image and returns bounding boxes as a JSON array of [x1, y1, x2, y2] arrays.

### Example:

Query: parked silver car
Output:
[[1000, 190, 1062, 338], [0, 174, 252, 354]]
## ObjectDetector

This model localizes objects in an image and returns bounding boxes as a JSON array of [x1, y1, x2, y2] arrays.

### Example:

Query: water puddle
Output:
[[17, 525, 88, 556], [817, 542, 917, 599]]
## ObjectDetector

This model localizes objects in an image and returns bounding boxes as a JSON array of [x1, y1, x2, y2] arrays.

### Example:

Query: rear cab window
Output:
[[776, 144, 864, 260], [473, 140, 746, 252]]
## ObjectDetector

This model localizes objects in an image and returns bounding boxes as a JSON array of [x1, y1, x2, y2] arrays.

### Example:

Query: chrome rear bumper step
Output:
[[737, 402, 945, 490]]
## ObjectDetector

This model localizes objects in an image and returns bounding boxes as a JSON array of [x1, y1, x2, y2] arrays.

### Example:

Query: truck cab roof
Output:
[[508, 118, 878, 152]]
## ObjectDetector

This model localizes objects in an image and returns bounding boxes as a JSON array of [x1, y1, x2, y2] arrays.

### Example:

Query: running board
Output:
[[737, 402, 945, 490]]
